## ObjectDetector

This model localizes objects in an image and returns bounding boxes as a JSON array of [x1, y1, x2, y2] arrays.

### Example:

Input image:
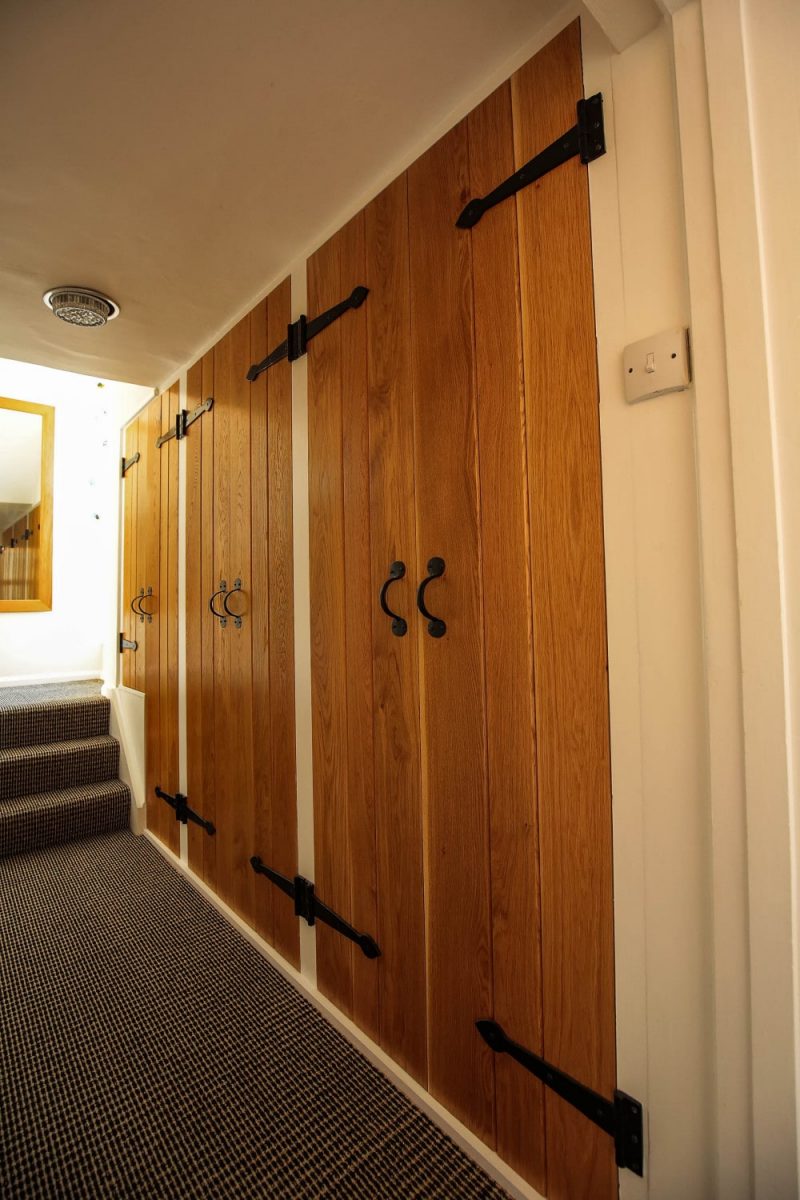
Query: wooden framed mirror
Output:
[[0, 396, 54, 612]]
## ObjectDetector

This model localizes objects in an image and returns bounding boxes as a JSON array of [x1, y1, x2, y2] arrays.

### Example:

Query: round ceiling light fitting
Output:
[[43, 286, 120, 328]]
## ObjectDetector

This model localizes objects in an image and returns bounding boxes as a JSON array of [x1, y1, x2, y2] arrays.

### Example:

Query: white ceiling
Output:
[[1, 0, 566, 388]]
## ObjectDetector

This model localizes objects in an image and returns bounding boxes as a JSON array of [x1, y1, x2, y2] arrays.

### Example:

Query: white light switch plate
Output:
[[623, 327, 691, 404]]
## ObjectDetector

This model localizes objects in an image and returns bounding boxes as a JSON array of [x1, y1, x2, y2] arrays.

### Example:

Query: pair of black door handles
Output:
[[380, 558, 446, 639], [129, 586, 154, 623], [209, 579, 244, 628]]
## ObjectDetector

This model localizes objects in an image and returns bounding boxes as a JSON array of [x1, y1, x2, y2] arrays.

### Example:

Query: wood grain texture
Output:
[[133, 416, 147, 695], [512, 19, 617, 1198], [250, 297, 275, 946], [213, 318, 256, 923], [339, 214, 379, 1040], [364, 176, 427, 1083], [186, 356, 216, 882], [122, 421, 138, 689], [199, 350, 218, 887], [308, 231, 354, 1016], [468, 81, 546, 1193], [407, 121, 495, 1142], [143, 393, 163, 843], [266, 278, 301, 969], [151, 386, 180, 855]]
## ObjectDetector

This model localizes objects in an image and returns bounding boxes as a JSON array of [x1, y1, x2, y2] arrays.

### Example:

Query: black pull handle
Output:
[[209, 581, 228, 626], [222, 579, 244, 629], [130, 593, 144, 618], [137, 586, 155, 622], [379, 561, 407, 637], [416, 557, 446, 638]]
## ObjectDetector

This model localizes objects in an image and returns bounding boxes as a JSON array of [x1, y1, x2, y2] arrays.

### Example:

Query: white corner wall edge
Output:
[[105, 684, 145, 834], [143, 830, 544, 1200]]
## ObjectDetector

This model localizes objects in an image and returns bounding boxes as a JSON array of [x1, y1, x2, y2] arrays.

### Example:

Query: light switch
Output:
[[623, 328, 691, 404]]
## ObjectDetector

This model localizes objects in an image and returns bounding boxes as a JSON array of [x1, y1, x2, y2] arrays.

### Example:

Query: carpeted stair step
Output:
[[0, 694, 110, 750], [0, 779, 130, 857], [0, 735, 120, 802]]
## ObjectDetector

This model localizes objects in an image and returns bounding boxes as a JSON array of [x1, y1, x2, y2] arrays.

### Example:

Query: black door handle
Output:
[[223, 578, 244, 629], [417, 557, 446, 638], [137, 586, 155, 623], [209, 581, 228, 626], [130, 593, 144, 619], [379, 561, 407, 637]]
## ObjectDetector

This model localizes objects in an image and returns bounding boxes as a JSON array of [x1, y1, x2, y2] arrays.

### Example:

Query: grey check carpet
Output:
[[1, 831, 510, 1199]]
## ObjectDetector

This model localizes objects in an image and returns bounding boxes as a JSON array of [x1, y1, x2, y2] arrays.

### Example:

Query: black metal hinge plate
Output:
[[246, 287, 369, 381], [154, 786, 215, 836], [119, 633, 138, 652], [122, 451, 140, 477], [250, 856, 380, 959], [156, 397, 214, 449], [476, 1019, 643, 1176], [456, 92, 606, 229]]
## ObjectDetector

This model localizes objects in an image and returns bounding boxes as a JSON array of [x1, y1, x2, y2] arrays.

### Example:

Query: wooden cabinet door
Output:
[[186, 282, 299, 967], [307, 19, 615, 1199]]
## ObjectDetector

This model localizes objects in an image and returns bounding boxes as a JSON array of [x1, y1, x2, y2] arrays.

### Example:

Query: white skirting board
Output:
[[143, 829, 545, 1200]]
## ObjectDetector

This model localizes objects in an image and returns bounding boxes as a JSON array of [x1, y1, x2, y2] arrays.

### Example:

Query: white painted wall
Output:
[[0, 357, 150, 684]]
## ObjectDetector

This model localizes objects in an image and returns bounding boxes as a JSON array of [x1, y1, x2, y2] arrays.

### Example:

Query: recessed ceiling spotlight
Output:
[[43, 286, 120, 328]]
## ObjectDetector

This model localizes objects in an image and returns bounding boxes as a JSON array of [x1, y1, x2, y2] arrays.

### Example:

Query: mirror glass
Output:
[[0, 398, 54, 610]]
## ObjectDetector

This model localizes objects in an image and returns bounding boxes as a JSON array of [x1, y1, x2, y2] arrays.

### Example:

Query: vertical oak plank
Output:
[[229, 316, 256, 924], [339, 213, 380, 1040], [212, 318, 255, 923], [364, 175, 428, 1083], [167, 384, 181, 854], [468, 81, 547, 1192], [143, 393, 163, 842], [199, 351, 218, 888], [408, 121, 495, 1142], [266, 278, 301, 969], [250, 297, 275, 945], [133, 417, 147, 694], [186, 358, 206, 878], [513, 20, 617, 1198], [122, 421, 137, 689], [308, 233, 354, 1016], [213, 331, 235, 910]]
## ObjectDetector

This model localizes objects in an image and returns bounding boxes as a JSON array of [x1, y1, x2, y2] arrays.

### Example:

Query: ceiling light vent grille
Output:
[[43, 287, 120, 327]]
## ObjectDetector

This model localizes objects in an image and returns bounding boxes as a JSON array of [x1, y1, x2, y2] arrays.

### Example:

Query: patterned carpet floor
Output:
[[0, 679, 103, 708], [1, 831, 509, 1199]]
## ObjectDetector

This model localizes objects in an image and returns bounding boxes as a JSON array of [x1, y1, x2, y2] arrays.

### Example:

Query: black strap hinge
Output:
[[156, 397, 214, 449], [476, 1019, 643, 1177], [246, 287, 369, 381], [250, 856, 380, 959], [122, 451, 140, 477], [456, 92, 606, 229], [155, 786, 215, 836], [119, 633, 138, 652]]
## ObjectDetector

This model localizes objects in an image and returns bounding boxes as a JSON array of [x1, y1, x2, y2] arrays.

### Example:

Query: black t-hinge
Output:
[[250, 855, 380, 959], [456, 93, 606, 229], [122, 451, 140, 477], [154, 786, 215, 836], [246, 287, 369, 381], [476, 1019, 644, 1176]]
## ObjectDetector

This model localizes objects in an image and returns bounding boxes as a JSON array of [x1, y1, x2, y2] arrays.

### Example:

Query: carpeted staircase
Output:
[[0, 680, 130, 857]]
